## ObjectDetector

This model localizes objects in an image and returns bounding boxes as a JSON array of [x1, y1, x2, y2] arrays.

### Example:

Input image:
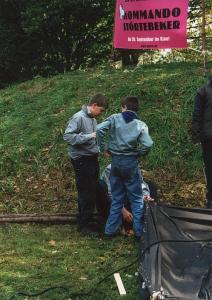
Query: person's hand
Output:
[[144, 195, 154, 202], [122, 207, 133, 223], [91, 132, 96, 139], [104, 151, 111, 157]]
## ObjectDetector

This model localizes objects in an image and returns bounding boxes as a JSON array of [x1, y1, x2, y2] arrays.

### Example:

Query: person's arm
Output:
[[138, 124, 153, 156], [192, 90, 205, 144], [96, 117, 112, 153], [63, 116, 95, 145]]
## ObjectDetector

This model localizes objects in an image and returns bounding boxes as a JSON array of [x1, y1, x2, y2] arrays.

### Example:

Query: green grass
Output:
[[0, 61, 212, 299], [0, 224, 140, 300], [0, 61, 211, 212]]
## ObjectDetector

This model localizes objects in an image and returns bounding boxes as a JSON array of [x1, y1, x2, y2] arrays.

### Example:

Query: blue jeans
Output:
[[105, 155, 144, 237]]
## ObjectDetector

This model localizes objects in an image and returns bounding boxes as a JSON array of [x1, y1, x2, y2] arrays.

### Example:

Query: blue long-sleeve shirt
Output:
[[97, 112, 153, 157]]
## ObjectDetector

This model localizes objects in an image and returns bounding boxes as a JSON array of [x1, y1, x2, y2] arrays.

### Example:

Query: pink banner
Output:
[[114, 0, 189, 49]]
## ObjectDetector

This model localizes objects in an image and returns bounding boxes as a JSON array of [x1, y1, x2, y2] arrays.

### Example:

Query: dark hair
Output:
[[121, 96, 139, 112], [89, 93, 108, 109]]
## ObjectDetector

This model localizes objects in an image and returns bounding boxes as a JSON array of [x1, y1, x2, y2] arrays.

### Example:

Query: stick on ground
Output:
[[114, 273, 127, 296]]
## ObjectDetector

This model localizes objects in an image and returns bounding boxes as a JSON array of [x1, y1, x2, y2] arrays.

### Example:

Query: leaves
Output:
[[0, 0, 114, 86], [48, 239, 56, 246]]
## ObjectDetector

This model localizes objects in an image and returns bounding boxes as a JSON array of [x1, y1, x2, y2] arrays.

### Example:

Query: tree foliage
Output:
[[0, 0, 114, 87], [188, 0, 211, 52], [0, 0, 211, 87]]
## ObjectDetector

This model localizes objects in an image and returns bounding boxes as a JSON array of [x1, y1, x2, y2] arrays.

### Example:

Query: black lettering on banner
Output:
[[173, 20, 180, 29], [129, 22, 133, 30], [148, 23, 154, 30], [128, 11, 133, 19], [139, 10, 147, 19], [172, 7, 181, 17], [160, 22, 166, 30], [154, 22, 159, 30], [167, 21, 172, 29], [123, 21, 181, 31], [155, 9, 162, 18], [143, 23, 147, 30], [133, 11, 139, 19], [124, 23, 129, 30], [134, 23, 139, 30], [123, 7, 181, 20], [122, 7, 182, 32], [148, 10, 154, 19], [162, 8, 170, 18]]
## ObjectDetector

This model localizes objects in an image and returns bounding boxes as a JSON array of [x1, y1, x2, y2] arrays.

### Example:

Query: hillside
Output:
[[0, 62, 211, 213]]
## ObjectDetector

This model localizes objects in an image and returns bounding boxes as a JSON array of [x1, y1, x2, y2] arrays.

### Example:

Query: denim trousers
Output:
[[105, 155, 144, 237], [71, 155, 99, 228]]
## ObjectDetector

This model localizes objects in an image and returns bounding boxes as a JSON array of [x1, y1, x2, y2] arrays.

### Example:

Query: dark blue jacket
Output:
[[192, 77, 212, 143]]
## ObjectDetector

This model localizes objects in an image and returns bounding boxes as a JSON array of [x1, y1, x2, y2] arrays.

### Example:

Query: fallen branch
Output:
[[0, 213, 78, 224]]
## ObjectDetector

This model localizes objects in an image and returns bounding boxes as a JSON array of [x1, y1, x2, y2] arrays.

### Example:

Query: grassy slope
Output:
[[0, 62, 211, 299], [0, 62, 209, 212]]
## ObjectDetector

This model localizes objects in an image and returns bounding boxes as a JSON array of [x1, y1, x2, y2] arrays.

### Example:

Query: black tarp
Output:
[[139, 204, 212, 300]]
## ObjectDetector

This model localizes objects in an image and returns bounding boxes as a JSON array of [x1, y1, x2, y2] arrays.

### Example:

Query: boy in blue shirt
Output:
[[97, 96, 153, 238]]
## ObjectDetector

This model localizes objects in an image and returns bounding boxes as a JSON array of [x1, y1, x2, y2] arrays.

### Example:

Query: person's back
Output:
[[97, 96, 153, 238], [192, 77, 212, 142], [192, 76, 212, 209], [97, 100, 153, 157]]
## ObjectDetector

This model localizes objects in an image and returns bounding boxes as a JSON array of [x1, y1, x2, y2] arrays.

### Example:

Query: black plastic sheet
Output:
[[139, 204, 212, 300]]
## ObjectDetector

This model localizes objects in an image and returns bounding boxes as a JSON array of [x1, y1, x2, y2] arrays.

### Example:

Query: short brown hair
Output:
[[121, 96, 139, 112], [89, 93, 108, 109]]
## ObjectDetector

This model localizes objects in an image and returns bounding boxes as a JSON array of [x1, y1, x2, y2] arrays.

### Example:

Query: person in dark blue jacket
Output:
[[192, 76, 212, 209]]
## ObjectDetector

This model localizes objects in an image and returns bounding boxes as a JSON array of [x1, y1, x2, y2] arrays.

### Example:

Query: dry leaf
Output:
[[98, 256, 106, 261], [67, 267, 76, 272], [48, 240, 56, 246]]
